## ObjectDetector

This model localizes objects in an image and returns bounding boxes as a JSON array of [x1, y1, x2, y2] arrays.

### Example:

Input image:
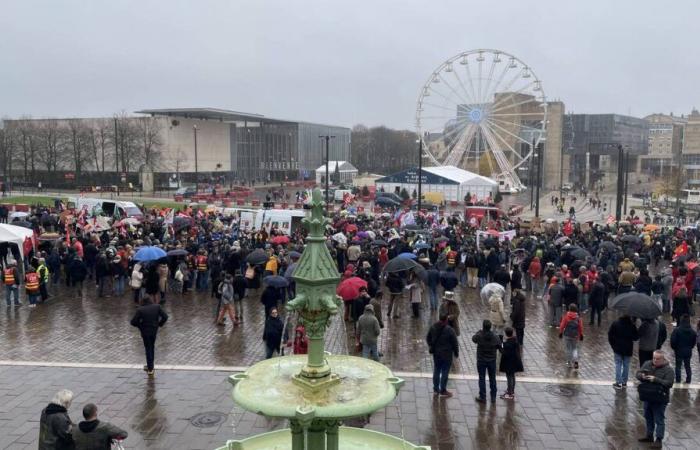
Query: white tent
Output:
[[375, 165, 498, 202], [315, 161, 359, 184], [0, 224, 34, 260]]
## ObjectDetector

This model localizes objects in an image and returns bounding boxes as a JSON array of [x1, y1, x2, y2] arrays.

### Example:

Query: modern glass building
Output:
[[563, 114, 648, 187], [138, 108, 351, 182]]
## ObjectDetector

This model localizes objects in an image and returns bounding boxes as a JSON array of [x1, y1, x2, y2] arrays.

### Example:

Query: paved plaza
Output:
[[1, 280, 699, 449]]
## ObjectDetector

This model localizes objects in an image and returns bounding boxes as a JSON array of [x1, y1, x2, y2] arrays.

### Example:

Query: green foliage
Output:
[[399, 188, 410, 201]]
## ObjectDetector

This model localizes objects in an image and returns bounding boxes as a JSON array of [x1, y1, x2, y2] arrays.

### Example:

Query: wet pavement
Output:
[[1, 281, 700, 449], [1, 364, 699, 449]]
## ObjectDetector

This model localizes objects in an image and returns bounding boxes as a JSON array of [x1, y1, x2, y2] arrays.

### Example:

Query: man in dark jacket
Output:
[[386, 272, 405, 318], [608, 314, 639, 389], [670, 314, 697, 383], [263, 307, 284, 358], [548, 277, 564, 327], [426, 267, 440, 311], [426, 314, 459, 397], [38, 389, 74, 450], [588, 279, 607, 326], [636, 350, 675, 448], [510, 290, 526, 345], [472, 319, 502, 403], [130, 297, 168, 376], [73, 403, 127, 449]]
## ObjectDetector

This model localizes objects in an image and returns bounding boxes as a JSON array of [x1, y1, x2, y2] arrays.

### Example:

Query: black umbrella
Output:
[[609, 292, 662, 319], [263, 275, 289, 288], [440, 271, 459, 290], [599, 241, 617, 252], [620, 235, 641, 244], [569, 248, 592, 261], [173, 216, 194, 230], [246, 249, 268, 265], [383, 257, 419, 273], [433, 236, 449, 244], [371, 239, 388, 247], [167, 249, 189, 257]]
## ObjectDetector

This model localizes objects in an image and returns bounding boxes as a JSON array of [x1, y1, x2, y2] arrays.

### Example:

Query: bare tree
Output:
[[88, 118, 112, 172], [35, 119, 65, 173], [112, 112, 140, 173], [67, 119, 91, 176], [136, 116, 163, 169]]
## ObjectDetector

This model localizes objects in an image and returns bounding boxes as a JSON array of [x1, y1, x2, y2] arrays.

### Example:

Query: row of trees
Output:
[[350, 125, 419, 175], [0, 114, 164, 183]]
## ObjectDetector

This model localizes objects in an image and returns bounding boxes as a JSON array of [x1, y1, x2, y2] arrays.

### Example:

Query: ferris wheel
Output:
[[416, 49, 547, 192]]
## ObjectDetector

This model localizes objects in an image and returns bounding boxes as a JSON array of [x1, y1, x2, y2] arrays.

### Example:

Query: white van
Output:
[[68, 197, 144, 219], [334, 189, 353, 203]]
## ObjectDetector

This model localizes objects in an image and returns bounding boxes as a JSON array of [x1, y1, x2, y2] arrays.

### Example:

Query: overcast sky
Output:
[[2, 0, 698, 129]]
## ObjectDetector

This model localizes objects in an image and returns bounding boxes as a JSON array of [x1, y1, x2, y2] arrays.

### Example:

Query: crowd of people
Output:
[[5, 194, 700, 448]]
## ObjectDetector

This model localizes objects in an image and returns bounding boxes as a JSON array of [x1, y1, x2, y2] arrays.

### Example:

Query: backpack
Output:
[[221, 282, 234, 302], [564, 317, 579, 338]]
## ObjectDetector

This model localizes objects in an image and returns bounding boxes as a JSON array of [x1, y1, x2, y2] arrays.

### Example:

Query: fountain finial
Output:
[[286, 188, 341, 391]]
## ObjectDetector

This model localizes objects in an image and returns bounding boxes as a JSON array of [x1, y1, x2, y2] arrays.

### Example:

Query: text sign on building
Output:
[[380, 169, 457, 185]]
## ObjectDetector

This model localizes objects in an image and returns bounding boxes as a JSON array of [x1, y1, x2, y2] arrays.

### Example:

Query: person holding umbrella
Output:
[[608, 314, 639, 389], [386, 272, 405, 319]]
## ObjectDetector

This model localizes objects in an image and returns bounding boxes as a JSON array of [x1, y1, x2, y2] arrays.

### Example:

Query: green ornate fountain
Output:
[[217, 189, 429, 450]]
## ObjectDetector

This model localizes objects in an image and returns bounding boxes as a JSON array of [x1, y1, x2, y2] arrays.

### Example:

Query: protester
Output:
[[608, 314, 639, 389], [357, 304, 381, 361], [72, 403, 128, 449], [559, 303, 584, 369], [427, 313, 459, 397], [472, 319, 502, 403], [38, 389, 74, 449], [262, 307, 284, 359], [130, 296, 169, 377], [636, 350, 674, 448], [499, 327, 524, 400], [670, 314, 697, 383]]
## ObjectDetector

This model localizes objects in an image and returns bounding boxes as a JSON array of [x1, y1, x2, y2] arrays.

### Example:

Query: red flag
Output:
[[563, 220, 573, 237]]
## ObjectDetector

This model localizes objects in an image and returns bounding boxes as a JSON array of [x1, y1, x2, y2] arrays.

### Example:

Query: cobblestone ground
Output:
[[1, 280, 698, 382], [1, 279, 699, 449], [0, 365, 698, 449]]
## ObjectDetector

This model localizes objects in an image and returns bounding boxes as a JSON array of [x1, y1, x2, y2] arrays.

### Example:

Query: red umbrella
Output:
[[270, 235, 290, 245], [345, 223, 358, 233], [336, 276, 367, 302]]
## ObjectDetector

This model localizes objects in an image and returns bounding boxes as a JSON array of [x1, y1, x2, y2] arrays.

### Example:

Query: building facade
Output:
[[640, 113, 685, 178], [681, 109, 700, 185], [563, 114, 649, 188]]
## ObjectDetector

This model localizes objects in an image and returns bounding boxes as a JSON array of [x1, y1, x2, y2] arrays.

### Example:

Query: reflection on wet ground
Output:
[[1, 365, 699, 449]]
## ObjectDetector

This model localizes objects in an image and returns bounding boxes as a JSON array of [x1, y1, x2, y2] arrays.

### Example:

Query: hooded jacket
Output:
[[471, 329, 502, 363], [559, 311, 583, 339], [72, 419, 128, 450], [528, 257, 541, 278], [38, 403, 74, 450], [357, 307, 381, 346], [608, 316, 639, 356], [670, 318, 698, 358], [427, 321, 459, 362]]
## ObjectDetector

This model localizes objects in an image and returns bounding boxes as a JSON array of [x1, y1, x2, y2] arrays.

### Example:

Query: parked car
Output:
[[175, 186, 197, 198], [375, 197, 401, 208], [376, 192, 403, 204]]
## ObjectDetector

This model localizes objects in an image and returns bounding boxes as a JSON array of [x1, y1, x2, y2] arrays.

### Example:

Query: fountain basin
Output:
[[229, 355, 403, 419], [217, 427, 430, 450]]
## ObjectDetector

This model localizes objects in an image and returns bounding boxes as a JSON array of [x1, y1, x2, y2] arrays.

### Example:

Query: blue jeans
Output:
[[5, 285, 19, 305], [614, 353, 631, 385], [428, 286, 438, 310], [28, 293, 39, 305], [362, 343, 379, 361], [196, 270, 209, 291], [477, 360, 497, 400], [114, 276, 125, 296], [433, 356, 451, 393], [643, 401, 667, 440]]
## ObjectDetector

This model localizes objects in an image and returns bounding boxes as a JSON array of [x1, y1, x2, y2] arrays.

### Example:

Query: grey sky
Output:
[[1, 0, 698, 129]]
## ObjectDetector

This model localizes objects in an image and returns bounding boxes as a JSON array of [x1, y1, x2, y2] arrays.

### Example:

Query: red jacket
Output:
[[528, 257, 541, 279], [559, 311, 583, 339]]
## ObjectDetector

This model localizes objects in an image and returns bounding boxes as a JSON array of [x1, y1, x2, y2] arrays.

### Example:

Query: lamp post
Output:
[[529, 136, 536, 210], [615, 144, 624, 222], [319, 135, 335, 209], [193, 125, 199, 193], [417, 136, 423, 214], [535, 141, 544, 218], [623, 151, 630, 216]]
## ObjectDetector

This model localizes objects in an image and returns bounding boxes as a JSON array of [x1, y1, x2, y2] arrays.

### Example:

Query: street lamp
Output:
[[416, 135, 424, 214], [193, 125, 199, 193], [319, 135, 335, 209]]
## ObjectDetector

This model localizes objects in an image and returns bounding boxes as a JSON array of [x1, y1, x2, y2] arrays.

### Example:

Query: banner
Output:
[[476, 229, 516, 248]]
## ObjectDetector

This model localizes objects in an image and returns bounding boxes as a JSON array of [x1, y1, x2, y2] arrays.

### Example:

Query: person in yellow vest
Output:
[[25, 266, 41, 308], [264, 254, 278, 277], [195, 250, 209, 292], [37, 257, 50, 302], [3, 260, 20, 307]]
